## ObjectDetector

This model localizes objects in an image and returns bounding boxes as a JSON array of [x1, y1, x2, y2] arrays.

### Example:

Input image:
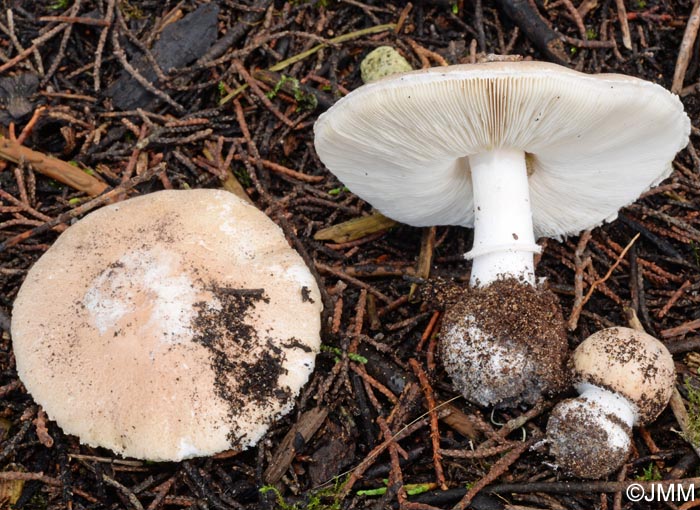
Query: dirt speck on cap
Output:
[[573, 327, 676, 423]]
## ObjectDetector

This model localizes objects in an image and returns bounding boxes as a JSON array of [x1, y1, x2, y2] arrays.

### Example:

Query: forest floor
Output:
[[2, 0, 700, 509]]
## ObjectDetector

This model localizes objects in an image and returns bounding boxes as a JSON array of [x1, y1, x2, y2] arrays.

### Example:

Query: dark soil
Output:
[[1, 1, 700, 509]]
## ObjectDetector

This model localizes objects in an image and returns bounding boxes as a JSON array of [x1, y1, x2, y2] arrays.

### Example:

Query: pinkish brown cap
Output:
[[11, 189, 322, 461], [572, 327, 675, 424]]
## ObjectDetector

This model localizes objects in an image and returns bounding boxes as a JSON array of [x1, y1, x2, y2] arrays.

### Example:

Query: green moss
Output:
[[266, 75, 318, 112], [234, 166, 252, 187], [49, 0, 70, 10], [260, 478, 344, 510], [320, 345, 367, 364], [691, 241, 700, 266], [637, 462, 662, 481]]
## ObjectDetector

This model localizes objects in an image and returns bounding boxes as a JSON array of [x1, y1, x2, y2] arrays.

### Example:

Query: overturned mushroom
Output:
[[546, 327, 675, 478], [11, 189, 322, 461], [314, 61, 689, 406]]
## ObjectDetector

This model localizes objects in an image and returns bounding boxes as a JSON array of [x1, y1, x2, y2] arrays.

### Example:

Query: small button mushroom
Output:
[[546, 327, 675, 478], [314, 61, 689, 406], [11, 189, 323, 461]]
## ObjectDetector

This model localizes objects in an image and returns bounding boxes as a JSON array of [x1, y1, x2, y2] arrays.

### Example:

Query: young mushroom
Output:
[[11, 189, 322, 461], [546, 327, 675, 478], [314, 61, 689, 406]]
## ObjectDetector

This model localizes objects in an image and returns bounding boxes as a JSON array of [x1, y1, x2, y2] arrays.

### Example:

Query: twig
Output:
[[567, 230, 592, 330], [440, 442, 516, 459], [560, 0, 587, 39], [481, 477, 700, 495], [350, 289, 367, 353], [480, 400, 549, 449], [673, 0, 700, 93], [667, 336, 700, 354], [417, 311, 440, 351], [409, 359, 447, 490], [406, 38, 449, 67], [145, 476, 177, 510], [232, 60, 297, 129], [316, 262, 393, 303], [0, 380, 22, 398], [32, 408, 54, 448], [661, 319, 700, 338], [658, 280, 692, 319], [615, 0, 632, 49], [452, 437, 537, 510], [0, 20, 66, 74], [559, 34, 616, 48], [376, 415, 409, 506], [102, 473, 144, 510], [111, 18, 184, 112], [0, 164, 165, 252], [0, 137, 108, 196], [38, 15, 111, 26], [315, 213, 397, 243], [94, 0, 116, 92], [576, 233, 640, 318], [220, 23, 397, 104], [410, 227, 437, 300], [396, 3, 413, 34], [263, 407, 329, 484], [667, 390, 700, 460], [231, 153, 323, 183], [339, 415, 433, 498], [352, 363, 399, 404], [16, 106, 46, 146], [41, 0, 83, 86]]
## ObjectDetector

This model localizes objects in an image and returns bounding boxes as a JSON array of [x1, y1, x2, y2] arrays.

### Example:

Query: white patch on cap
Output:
[[83, 248, 211, 343]]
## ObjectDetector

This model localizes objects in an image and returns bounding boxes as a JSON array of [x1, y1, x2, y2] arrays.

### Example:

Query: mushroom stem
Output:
[[577, 382, 636, 429], [466, 148, 538, 287]]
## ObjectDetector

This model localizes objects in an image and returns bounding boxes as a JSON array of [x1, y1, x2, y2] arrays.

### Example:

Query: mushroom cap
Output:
[[11, 189, 322, 461], [572, 327, 675, 424], [547, 397, 631, 479], [314, 61, 690, 238]]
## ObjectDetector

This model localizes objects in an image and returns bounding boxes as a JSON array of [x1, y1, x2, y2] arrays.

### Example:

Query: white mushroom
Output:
[[314, 61, 689, 406], [11, 189, 322, 461], [546, 327, 675, 478]]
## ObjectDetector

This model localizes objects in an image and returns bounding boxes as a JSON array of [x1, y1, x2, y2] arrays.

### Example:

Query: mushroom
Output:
[[11, 189, 322, 461], [546, 327, 675, 478], [314, 61, 689, 406]]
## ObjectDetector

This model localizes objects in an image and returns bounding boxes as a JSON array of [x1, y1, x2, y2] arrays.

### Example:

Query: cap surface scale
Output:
[[314, 61, 690, 238], [11, 189, 323, 461]]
